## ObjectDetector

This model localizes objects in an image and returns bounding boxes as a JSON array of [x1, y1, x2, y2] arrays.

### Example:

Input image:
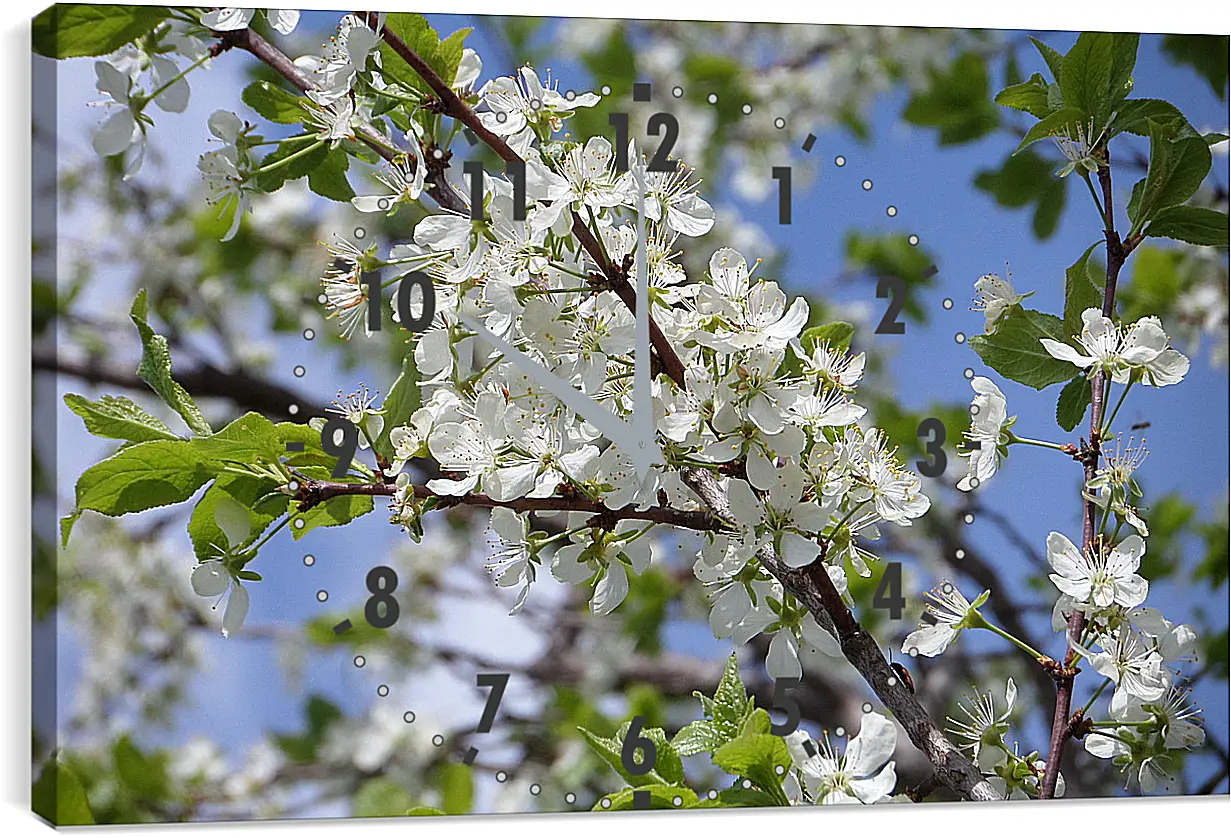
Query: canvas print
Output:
[[30, 4, 1229, 825]]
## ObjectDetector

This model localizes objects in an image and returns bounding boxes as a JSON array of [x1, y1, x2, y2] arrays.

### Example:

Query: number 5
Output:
[[770, 677, 801, 736]]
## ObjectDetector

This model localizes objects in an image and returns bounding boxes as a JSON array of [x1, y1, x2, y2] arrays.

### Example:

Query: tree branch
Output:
[[1041, 145, 1129, 799], [294, 477, 724, 532], [679, 467, 1001, 801]]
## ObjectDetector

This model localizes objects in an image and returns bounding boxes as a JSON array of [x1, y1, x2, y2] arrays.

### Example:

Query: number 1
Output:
[[772, 166, 792, 225]]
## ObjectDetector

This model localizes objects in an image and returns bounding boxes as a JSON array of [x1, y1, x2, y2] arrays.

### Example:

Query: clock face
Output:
[[32, 4, 1229, 828]]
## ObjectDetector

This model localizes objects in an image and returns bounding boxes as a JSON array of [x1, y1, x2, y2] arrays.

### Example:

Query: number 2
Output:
[[875, 275, 906, 335]]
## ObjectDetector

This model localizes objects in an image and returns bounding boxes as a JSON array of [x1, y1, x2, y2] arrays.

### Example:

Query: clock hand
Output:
[[456, 311, 662, 480], [632, 153, 657, 478]]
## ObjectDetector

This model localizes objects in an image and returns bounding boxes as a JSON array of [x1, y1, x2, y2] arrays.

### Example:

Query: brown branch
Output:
[[1041, 146, 1130, 800], [294, 477, 724, 532], [34, 349, 326, 422], [679, 468, 1001, 801]]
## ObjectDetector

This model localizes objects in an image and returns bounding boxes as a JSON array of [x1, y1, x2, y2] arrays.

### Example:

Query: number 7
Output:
[[476, 672, 510, 733]]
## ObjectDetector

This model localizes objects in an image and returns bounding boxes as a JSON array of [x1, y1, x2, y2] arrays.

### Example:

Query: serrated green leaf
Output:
[[1130, 120, 1213, 229], [711, 734, 791, 807], [353, 778, 416, 817], [64, 393, 179, 443], [190, 412, 284, 472], [670, 719, 725, 757], [1109, 99, 1187, 138], [1032, 37, 1065, 80], [74, 440, 212, 519], [33, 4, 168, 59], [1065, 243, 1104, 335], [578, 722, 676, 788], [593, 785, 699, 811], [1060, 33, 1116, 123], [32, 760, 94, 825], [1144, 205, 1229, 247], [739, 707, 772, 736], [309, 147, 355, 201], [1014, 107, 1086, 153], [291, 493, 374, 539], [241, 80, 306, 124], [994, 74, 1051, 118], [376, 14, 469, 96], [968, 307, 1077, 390], [129, 290, 212, 436], [1056, 376, 1092, 432]]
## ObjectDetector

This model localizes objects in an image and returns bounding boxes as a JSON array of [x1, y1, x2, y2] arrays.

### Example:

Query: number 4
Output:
[[873, 561, 906, 620]]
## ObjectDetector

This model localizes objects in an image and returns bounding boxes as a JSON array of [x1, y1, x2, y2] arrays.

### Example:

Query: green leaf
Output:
[[1032, 179, 1067, 239], [1109, 99, 1187, 138], [353, 778, 416, 817], [1161, 34, 1229, 100], [376, 15, 470, 96], [1031, 37, 1065, 81], [114, 736, 168, 799], [711, 652, 751, 729], [577, 722, 676, 788], [436, 763, 473, 815], [74, 440, 212, 519], [1144, 205, 1230, 247], [33, 4, 168, 59], [32, 761, 94, 825], [292, 494, 375, 539], [375, 352, 424, 454], [799, 321, 855, 354], [188, 476, 284, 560], [1014, 107, 1086, 153], [1131, 120, 1213, 229], [241, 80, 307, 124], [968, 307, 1077, 390], [593, 785, 700, 811], [711, 734, 792, 807], [1060, 33, 1116, 123], [694, 786, 781, 808], [129, 290, 212, 436], [1108, 34, 1140, 106], [1064, 243, 1104, 335], [994, 73, 1052, 118], [406, 806, 446, 816], [59, 511, 80, 547], [739, 707, 772, 737], [670, 719, 725, 757], [1119, 246, 1184, 324], [275, 695, 343, 763], [901, 52, 999, 145], [309, 147, 355, 201], [255, 140, 329, 193], [1055, 376, 1092, 432], [190, 412, 284, 470], [64, 393, 179, 443]]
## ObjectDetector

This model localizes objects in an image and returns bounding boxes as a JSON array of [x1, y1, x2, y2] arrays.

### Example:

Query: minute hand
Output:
[[457, 309, 663, 481]]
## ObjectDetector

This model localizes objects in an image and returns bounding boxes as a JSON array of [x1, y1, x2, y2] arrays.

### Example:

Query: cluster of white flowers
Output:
[[1042, 308, 1190, 387], [262, 38, 936, 678]]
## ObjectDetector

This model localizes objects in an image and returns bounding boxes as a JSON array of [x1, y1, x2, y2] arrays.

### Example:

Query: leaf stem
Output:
[[1080, 677, 1113, 716], [1008, 433, 1068, 452]]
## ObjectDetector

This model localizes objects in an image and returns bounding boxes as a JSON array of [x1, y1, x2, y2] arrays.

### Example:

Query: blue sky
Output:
[[46, 15, 1228, 807]]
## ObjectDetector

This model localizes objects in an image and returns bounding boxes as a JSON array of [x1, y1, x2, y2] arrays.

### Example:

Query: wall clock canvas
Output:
[[30, 3, 1229, 825]]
